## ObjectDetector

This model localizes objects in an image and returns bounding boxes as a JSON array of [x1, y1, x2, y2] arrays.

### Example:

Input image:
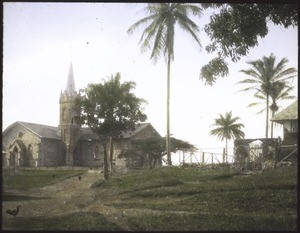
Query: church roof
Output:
[[121, 123, 153, 138], [78, 123, 157, 140], [3, 121, 61, 139], [3, 121, 158, 141], [270, 100, 298, 124]]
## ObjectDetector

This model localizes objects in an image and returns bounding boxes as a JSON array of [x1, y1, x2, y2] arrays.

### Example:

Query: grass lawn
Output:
[[2, 165, 297, 231], [3, 169, 86, 190], [94, 165, 297, 231]]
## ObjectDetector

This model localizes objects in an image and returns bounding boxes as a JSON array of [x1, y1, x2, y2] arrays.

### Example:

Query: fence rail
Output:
[[175, 148, 234, 165]]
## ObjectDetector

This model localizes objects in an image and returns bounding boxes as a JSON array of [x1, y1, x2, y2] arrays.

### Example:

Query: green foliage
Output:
[[128, 3, 202, 63], [237, 53, 297, 137], [74, 73, 147, 138], [200, 3, 298, 84], [120, 137, 196, 168], [210, 111, 245, 141], [199, 57, 229, 85], [247, 81, 295, 114]]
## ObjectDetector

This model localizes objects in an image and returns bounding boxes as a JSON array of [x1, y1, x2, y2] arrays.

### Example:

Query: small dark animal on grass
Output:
[[53, 174, 56, 178], [6, 205, 20, 218], [78, 175, 81, 181]]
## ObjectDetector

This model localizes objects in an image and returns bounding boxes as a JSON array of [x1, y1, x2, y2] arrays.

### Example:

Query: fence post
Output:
[[202, 152, 205, 164], [222, 148, 225, 163], [211, 153, 213, 163]]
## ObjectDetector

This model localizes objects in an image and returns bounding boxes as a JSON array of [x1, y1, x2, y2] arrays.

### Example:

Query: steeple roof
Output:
[[65, 62, 76, 95]]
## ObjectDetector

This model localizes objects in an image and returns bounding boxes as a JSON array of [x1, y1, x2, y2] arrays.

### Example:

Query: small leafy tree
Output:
[[74, 73, 147, 180], [120, 137, 196, 168]]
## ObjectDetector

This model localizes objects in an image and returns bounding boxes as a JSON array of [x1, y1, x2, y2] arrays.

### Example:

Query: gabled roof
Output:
[[3, 121, 61, 139], [3, 121, 159, 141], [79, 123, 159, 140], [271, 100, 298, 123], [121, 123, 152, 138]]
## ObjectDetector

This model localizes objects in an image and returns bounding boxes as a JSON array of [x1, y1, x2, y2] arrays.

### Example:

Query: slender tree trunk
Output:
[[271, 110, 275, 138], [225, 138, 228, 163], [166, 53, 172, 165], [265, 94, 270, 139], [109, 136, 114, 172], [102, 141, 109, 181]]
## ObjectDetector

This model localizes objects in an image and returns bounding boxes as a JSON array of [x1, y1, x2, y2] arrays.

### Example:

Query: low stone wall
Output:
[[233, 138, 279, 172]]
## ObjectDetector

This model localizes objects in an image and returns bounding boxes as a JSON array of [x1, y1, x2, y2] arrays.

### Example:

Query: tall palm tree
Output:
[[237, 53, 297, 138], [209, 111, 245, 162], [127, 3, 202, 165], [248, 81, 296, 138]]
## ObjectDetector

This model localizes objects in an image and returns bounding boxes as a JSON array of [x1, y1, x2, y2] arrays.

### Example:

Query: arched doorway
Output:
[[10, 147, 18, 166]]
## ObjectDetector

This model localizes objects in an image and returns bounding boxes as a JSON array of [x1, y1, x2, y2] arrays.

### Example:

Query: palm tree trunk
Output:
[[271, 110, 275, 138], [166, 52, 172, 165], [265, 94, 269, 139], [225, 138, 228, 163]]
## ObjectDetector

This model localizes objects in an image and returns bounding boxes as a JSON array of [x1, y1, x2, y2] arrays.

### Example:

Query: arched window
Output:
[[61, 107, 66, 122]]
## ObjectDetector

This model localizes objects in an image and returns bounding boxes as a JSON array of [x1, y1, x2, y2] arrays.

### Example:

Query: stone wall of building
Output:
[[75, 140, 104, 167], [40, 138, 66, 167], [2, 124, 41, 167], [115, 125, 163, 169]]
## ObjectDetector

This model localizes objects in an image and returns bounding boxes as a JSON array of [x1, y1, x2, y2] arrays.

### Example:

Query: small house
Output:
[[271, 100, 298, 146]]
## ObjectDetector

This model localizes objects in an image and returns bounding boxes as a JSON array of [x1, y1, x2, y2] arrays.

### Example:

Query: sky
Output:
[[2, 2, 298, 157]]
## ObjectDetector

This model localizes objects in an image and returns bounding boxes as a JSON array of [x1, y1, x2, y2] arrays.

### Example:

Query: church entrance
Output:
[[10, 147, 19, 166]]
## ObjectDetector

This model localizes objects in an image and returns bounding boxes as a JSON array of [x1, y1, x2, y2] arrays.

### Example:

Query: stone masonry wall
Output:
[[233, 138, 279, 172], [40, 138, 66, 167]]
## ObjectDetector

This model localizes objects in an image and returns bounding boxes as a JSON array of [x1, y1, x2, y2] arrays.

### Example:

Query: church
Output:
[[2, 63, 161, 169]]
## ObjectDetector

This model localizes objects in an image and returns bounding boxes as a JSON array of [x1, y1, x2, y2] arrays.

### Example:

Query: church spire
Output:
[[65, 62, 76, 95]]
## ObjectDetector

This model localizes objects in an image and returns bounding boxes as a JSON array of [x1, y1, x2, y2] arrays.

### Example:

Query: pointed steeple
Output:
[[66, 62, 76, 95]]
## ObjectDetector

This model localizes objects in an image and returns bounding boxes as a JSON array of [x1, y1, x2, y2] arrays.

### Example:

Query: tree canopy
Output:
[[200, 3, 298, 85], [74, 72, 147, 138], [209, 111, 245, 158], [237, 53, 297, 138]]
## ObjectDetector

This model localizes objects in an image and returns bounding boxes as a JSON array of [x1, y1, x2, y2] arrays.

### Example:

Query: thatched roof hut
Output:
[[271, 100, 298, 124]]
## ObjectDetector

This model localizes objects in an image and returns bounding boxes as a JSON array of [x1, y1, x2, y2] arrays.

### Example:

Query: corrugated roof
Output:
[[18, 121, 61, 139], [271, 100, 298, 123]]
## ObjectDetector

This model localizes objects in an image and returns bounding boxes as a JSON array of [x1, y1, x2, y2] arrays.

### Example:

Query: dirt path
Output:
[[3, 170, 132, 230]]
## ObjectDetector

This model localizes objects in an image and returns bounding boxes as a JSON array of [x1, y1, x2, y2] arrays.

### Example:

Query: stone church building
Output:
[[2, 63, 161, 169]]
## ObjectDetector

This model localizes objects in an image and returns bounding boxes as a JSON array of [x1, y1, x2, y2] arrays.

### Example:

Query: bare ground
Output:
[[2, 170, 133, 230]]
